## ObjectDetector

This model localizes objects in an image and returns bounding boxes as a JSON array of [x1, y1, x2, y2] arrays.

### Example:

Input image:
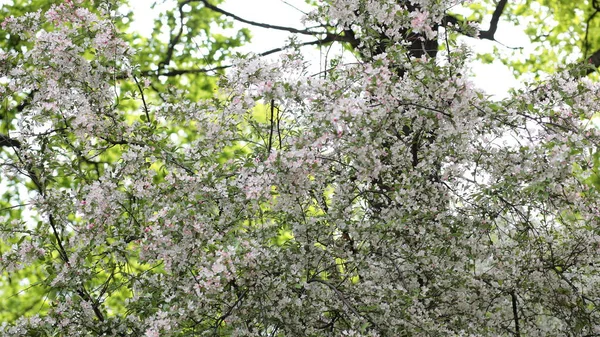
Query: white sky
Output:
[[127, 0, 530, 99]]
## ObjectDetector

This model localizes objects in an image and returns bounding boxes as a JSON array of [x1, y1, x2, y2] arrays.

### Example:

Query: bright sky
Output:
[[126, 0, 527, 98]]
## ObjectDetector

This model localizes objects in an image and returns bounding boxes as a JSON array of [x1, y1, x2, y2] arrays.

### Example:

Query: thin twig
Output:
[[132, 74, 151, 122]]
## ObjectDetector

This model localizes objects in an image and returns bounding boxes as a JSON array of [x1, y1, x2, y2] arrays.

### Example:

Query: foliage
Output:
[[1, 0, 600, 336]]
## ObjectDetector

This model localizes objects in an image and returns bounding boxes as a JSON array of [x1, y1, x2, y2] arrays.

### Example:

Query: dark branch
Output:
[[479, 0, 508, 40], [0, 134, 20, 148], [585, 48, 600, 75], [443, 0, 508, 42], [158, 1, 187, 69], [189, 0, 324, 36], [132, 74, 151, 122], [140, 65, 230, 77], [511, 291, 521, 337], [443, 15, 488, 41], [582, 8, 599, 58], [140, 34, 353, 78], [259, 33, 357, 55]]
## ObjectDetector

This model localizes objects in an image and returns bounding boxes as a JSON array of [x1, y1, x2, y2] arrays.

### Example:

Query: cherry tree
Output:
[[2, 0, 600, 336]]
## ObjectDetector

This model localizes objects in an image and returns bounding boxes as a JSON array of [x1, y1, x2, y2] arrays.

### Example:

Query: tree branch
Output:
[[511, 291, 521, 337], [189, 0, 324, 36], [308, 278, 362, 318], [132, 74, 151, 122], [140, 65, 230, 77], [479, 0, 508, 40], [158, 1, 187, 70], [585, 48, 600, 75], [140, 34, 353, 78], [443, 0, 508, 42], [0, 134, 20, 148]]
